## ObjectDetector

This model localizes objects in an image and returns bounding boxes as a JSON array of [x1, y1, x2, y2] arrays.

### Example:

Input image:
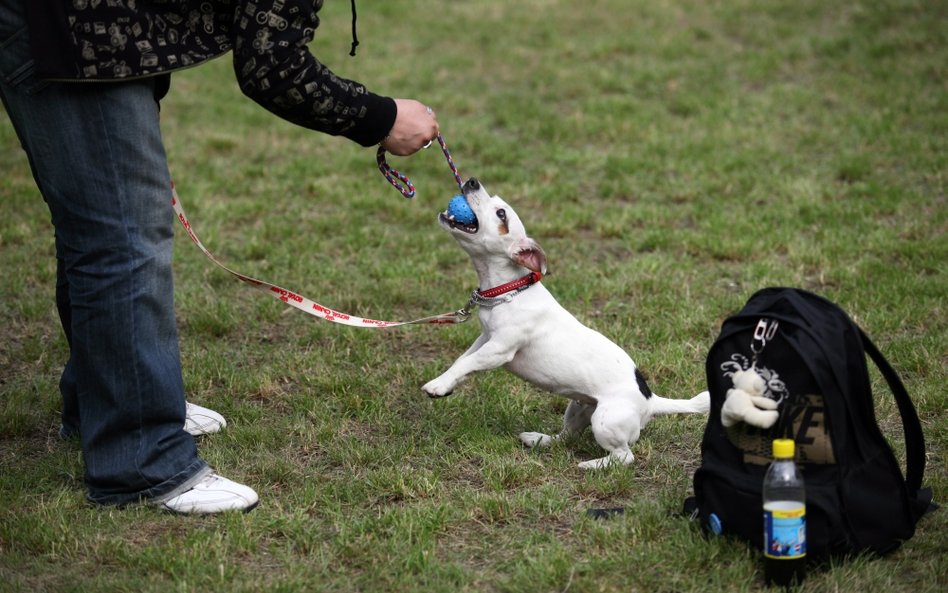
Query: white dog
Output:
[[423, 178, 710, 469]]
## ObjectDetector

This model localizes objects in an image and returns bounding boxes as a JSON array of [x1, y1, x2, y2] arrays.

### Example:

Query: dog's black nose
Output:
[[463, 177, 480, 191]]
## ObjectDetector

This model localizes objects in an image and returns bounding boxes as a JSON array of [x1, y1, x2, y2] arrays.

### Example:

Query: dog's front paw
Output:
[[518, 432, 552, 448], [422, 378, 455, 398]]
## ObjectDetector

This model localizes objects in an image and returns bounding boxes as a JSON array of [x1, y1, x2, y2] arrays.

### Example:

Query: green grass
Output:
[[1, 0, 945, 591]]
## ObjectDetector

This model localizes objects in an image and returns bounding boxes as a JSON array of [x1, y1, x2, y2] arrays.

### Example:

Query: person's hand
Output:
[[380, 99, 439, 156]]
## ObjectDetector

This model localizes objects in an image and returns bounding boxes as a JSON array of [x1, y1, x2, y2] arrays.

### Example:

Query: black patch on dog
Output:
[[635, 369, 652, 399]]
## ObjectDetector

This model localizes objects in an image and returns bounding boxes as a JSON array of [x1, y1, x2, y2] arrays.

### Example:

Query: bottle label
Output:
[[763, 502, 806, 559]]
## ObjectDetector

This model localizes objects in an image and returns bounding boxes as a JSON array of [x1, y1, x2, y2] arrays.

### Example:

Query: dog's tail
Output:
[[649, 391, 710, 416]]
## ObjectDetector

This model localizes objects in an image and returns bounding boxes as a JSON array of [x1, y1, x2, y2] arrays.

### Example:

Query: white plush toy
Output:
[[721, 368, 779, 428]]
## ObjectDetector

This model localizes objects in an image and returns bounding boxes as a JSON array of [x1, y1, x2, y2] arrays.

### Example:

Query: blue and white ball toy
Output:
[[446, 194, 476, 225]]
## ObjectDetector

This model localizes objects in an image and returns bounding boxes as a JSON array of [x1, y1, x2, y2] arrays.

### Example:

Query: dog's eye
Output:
[[496, 209, 507, 221]]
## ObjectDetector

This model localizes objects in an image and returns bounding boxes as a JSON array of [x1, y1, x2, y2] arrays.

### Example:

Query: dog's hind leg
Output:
[[578, 399, 640, 470], [519, 399, 594, 449]]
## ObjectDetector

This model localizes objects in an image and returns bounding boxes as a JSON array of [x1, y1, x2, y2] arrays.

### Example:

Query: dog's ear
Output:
[[509, 238, 548, 275]]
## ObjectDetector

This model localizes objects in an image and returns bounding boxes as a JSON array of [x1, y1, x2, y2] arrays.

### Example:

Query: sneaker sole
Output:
[[158, 499, 259, 515]]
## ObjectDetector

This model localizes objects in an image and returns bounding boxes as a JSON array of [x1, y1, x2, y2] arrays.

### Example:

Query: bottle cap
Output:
[[773, 439, 795, 459]]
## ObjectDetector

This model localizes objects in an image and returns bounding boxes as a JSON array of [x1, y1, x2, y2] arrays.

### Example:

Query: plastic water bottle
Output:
[[762, 439, 806, 588]]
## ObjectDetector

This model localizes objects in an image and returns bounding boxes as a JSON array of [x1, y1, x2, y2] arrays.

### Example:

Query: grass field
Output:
[[1, 1, 945, 591]]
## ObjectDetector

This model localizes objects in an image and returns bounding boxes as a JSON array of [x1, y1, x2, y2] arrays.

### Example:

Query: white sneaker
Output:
[[184, 402, 226, 436], [157, 472, 259, 514]]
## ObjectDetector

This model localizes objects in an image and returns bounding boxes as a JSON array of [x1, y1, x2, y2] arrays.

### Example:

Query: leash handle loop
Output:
[[377, 133, 463, 199], [376, 147, 416, 198]]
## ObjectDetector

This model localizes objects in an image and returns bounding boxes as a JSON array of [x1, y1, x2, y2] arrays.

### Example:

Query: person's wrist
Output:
[[343, 95, 397, 147]]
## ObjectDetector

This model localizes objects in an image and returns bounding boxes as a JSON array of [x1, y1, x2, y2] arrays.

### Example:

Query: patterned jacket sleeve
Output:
[[231, 1, 396, 147]]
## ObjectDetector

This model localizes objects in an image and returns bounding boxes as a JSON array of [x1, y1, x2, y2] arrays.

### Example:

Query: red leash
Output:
[[171, 183, 471, 327]]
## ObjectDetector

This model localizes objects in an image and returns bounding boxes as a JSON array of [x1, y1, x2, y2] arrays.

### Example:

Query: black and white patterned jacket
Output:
[[25, 0, 395, 146]]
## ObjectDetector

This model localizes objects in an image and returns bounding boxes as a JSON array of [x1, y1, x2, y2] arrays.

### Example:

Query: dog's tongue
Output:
[[446, 195, 476, 225]]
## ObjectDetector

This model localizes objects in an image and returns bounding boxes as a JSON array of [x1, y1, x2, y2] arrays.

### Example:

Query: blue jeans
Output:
[[0, 0, 209, 505]]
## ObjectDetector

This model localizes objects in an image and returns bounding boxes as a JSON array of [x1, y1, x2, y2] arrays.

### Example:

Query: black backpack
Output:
[[688, 287, 935, 560]]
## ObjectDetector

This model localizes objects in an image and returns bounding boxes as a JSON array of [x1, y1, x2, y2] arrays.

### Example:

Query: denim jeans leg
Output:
[[0, 0, 208, 505], [56, 256, 81, 439]]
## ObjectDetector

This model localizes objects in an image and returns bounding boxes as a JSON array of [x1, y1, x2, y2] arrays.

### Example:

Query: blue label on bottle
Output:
[[763, 502, 806, 559]]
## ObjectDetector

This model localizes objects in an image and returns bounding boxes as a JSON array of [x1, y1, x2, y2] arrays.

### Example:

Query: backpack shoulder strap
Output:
[[858, 328, 932, 515]]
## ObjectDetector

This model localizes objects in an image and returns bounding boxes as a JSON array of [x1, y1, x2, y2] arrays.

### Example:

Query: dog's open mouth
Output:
[[439, 211, 479, 234]]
